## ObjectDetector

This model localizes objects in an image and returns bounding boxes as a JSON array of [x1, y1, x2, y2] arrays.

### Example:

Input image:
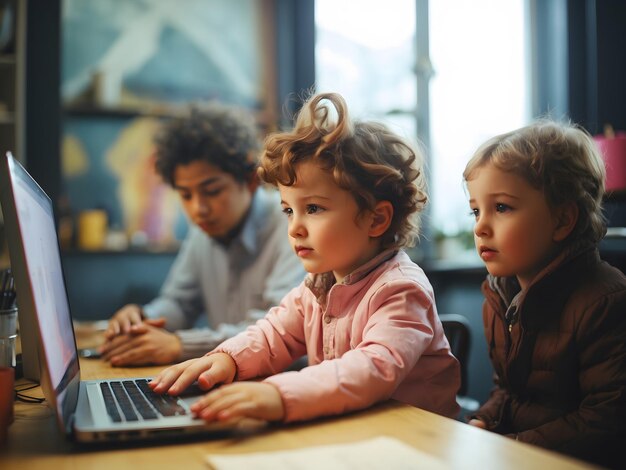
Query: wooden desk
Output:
[[2, 326, 596, 470]]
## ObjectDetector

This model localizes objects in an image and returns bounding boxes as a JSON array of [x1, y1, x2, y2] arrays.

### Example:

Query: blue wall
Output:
[[62, 250, 176, 320]]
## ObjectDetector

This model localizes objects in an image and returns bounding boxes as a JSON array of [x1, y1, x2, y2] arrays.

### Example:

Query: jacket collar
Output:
[[487, 242, 598, 306], [485, 242, 600, 393], [486, 243, 600, 328]]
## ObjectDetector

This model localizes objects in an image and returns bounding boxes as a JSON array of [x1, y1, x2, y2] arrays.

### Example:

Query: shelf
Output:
[[63, 103, 273, 129], [605, 188, 626, 201], [601, 229, 626, 254], [61, 246, 180, 256], [422, 257, 486, 275], [63, 103, 189, 119]]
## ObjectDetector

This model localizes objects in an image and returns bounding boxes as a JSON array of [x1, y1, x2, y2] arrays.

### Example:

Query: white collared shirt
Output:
[[143, 187, 306, 359]]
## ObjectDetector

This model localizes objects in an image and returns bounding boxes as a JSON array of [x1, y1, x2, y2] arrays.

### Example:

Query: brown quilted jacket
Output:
[[473, 245, 626, 468]]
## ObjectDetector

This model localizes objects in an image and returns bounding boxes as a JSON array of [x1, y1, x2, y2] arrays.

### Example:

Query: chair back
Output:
[[439, 313, 471, 396]]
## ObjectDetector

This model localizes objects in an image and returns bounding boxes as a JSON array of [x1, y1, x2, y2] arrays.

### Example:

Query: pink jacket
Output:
[[213, 250, 460, 422]]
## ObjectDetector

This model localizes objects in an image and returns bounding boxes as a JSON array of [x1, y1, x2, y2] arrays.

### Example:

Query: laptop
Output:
[[0, 151, 259, 443]]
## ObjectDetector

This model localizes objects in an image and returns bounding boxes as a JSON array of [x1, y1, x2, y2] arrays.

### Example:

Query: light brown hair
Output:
[[463, 119, 607, 245], [259, 92, 427, 249]]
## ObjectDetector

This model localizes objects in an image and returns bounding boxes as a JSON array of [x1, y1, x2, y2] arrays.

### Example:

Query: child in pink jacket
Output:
[[150, 92, 460, 423]]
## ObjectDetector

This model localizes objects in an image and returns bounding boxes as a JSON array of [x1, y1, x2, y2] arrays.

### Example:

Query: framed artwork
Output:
[[60, 0, 275, 249], [62, 0, 270, 109]]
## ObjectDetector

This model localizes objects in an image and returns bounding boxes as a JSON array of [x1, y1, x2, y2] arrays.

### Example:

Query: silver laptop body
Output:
[[0, 151, 242, 442]]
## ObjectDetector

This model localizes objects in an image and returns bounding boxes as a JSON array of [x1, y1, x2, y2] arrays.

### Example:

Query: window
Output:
[[429, 0, 529, 241], [315, 0, 417, 143], [315, 0, 530, 260]]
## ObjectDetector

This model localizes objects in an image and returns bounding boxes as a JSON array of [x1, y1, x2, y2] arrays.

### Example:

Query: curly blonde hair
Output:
[[259, 92, 427, 249], [463, 119, 607, 245]]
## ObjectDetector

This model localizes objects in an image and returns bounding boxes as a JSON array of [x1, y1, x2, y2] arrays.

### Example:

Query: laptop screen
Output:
[[0, 152, 79, 428]]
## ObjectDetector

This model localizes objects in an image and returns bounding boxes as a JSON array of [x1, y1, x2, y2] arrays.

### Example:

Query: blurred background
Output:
[[1, 0, 625, 405]]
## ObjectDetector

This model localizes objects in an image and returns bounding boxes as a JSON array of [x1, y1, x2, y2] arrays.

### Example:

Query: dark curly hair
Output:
[[259, 92, 428, 250], [154, 102, 261, 186]]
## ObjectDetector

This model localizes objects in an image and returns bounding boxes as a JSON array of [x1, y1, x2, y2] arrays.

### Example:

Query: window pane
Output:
[[429, 0, 529, 238], [315, 0, 417, 139], [315, 0, 530, 259]]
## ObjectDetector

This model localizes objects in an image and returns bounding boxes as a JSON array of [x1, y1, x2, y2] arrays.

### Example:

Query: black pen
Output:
[[0, 269, 16, 310]]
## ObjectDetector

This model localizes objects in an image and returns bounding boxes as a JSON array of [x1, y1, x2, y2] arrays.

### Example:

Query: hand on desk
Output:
[[150, 353, 285, 423], [468, 418, 487, 429], [99, 318, 182, 366], [104, 303, 145, 338]]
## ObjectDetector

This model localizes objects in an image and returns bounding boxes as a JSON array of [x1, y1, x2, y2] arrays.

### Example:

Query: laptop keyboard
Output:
[[100, 379, 187, 422]]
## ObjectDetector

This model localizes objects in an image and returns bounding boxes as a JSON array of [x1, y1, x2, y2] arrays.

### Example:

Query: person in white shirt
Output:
[[99, 103, 306, 366]]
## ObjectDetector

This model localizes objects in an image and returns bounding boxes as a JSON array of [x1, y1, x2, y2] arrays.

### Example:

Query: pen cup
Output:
[[0, 307, 18, 445], [0, 307, 17, 368]]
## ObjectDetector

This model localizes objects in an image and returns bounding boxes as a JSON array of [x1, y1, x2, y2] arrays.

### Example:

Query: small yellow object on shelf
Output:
[[77, 209, 108, 250]]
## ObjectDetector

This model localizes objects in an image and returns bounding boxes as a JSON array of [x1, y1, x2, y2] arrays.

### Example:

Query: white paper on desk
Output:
[[205, 435, 448, 470]]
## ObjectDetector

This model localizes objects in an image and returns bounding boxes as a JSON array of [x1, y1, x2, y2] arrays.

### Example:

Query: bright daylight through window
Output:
[[315, 0, 529, 260]]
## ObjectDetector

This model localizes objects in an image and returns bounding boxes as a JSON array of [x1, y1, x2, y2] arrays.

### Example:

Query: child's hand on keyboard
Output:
[[190, 382, 285, 423], [149, 353, 237, 396]]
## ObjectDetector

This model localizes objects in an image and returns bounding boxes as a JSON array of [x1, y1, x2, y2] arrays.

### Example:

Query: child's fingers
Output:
[[194, 354, 236, 390], [151, 355, 234, 396], [198, 391, 248, 421], [191, 386, 238, 413], [150, 360, 195, 392], [166, 357, 223, 395], [214, 400, 256, 421], [191, 383, 284, 422], [197, 366, 228, 390]]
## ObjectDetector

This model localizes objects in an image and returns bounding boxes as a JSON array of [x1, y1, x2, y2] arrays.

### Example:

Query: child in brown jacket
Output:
[[464, 119, 626, 468]]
